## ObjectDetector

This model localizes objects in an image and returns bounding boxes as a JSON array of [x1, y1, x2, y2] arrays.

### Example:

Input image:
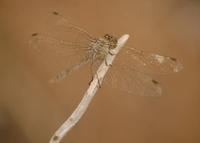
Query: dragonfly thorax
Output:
[[88, 34, 117, 60], [88, 38, 110, 60]]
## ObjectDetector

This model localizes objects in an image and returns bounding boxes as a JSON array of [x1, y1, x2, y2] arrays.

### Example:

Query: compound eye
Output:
[[104, 34, 109, 39]]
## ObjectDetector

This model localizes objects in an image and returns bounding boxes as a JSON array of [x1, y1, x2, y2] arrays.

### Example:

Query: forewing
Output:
[[28, 12, 95, 82], [115, 46, 183, 74], [28, 11, 95, 58]]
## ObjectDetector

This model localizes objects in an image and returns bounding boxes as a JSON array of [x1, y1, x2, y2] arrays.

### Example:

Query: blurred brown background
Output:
[[0, 0, 199, 143]]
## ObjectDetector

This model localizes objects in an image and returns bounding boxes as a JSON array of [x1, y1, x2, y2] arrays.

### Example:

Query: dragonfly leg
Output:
[[96, 73, 102, 88], [105, 50, 116, 66], [105, 58, 112, 67], [88, 74, 102, 88], [88, 75, 94, 85], [109, 50, 116, 56]]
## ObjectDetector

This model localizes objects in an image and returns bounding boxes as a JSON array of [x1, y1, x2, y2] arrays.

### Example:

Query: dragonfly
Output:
[[29, 11, 183, 96]]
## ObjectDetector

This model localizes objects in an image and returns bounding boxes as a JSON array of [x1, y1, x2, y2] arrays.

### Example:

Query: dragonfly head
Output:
[[103, 34, 118, 49]]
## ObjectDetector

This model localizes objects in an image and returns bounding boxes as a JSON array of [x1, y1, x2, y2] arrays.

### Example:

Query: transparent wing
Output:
[[28, 11, 97, 82], [49, 59, 89, 83], [44, 11, 95, 48], [104, 46, 183, 96], [105, 66, 162, 96], [114, 46, 183, 74], [28, 11, 95, 58]]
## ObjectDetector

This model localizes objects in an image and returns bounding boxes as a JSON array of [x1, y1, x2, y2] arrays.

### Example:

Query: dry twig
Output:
[[49, 34, 130, 143]]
